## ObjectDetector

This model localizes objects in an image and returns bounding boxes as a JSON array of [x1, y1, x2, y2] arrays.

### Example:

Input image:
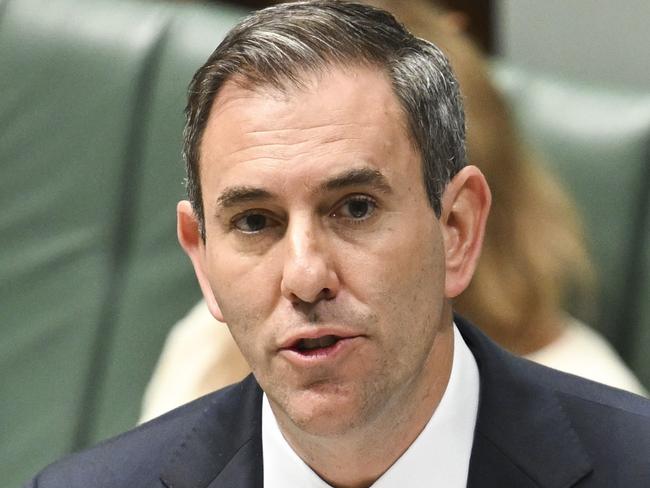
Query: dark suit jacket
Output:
[[26, 316, 650, 487]]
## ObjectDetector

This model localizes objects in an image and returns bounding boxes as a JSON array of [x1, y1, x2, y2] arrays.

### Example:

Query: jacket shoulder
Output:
[[25, 382, 249, 488], [456, 314, 650, 486], [537, 360, 650, 483]]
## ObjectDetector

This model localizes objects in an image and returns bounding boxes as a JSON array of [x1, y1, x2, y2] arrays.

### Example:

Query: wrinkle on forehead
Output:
[[212, 134, 367, 169], [245, 122, 361, 136], [238, 124, 364, 151]]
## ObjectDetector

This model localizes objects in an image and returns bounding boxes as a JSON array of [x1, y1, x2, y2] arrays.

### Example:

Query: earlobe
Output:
[[440, 166, 491, 298], [177, 200, 225, 322]]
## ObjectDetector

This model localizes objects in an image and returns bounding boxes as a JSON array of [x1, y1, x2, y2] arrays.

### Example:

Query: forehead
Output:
[[198, 65, 419, 196], [206, 65, 410, 136]]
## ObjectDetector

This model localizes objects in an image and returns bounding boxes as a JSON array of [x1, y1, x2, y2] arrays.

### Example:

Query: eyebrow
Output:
[[322, 167, 392, 194], [216, 186, 274, 209]]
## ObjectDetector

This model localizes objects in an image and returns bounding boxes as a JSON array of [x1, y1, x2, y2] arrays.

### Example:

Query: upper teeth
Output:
[[298, 335, 339, 350]]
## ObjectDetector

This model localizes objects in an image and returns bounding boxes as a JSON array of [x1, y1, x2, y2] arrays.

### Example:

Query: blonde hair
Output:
[[367, 0, 594, 352]]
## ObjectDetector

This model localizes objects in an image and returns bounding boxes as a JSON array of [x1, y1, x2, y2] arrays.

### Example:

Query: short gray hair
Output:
[[183, 0, 466, 237]]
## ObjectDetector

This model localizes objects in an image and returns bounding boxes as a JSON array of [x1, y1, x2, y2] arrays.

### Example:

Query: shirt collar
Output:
[[262, 323, 480, 487]]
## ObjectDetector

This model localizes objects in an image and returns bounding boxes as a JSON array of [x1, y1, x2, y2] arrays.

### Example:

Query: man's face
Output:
[[191, 66, 453, 436]]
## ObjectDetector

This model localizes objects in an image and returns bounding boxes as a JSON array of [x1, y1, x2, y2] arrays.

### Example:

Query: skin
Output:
[[178, 65, 491, 487]]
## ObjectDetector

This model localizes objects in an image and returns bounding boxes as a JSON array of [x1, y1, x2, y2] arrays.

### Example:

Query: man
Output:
[[27, 1, 650, 487]]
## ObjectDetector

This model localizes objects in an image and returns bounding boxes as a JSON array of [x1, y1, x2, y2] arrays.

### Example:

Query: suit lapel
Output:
[[456, 316, 593, 488], [160, 375, 264, 488]]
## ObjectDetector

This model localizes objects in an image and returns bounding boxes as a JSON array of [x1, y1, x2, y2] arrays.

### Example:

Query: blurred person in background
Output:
[[140, 0, 645, 422]]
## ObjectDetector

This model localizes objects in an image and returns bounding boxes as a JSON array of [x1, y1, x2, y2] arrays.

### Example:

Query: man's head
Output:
[[177, 0, 490, 461], [183, 0, 467, 239]]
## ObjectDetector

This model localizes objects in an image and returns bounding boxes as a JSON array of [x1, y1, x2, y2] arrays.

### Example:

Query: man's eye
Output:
[[334, 196, 377, 221], [233, 213, 271, 233]]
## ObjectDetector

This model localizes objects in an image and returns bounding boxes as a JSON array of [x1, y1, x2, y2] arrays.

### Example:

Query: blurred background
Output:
[[500, 0, 650, 90], [1, 0, 649, 485]]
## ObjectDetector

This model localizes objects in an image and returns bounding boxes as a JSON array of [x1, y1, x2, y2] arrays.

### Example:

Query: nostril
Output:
[[321, 287, 335, 300], [289, 288, 333, 306]]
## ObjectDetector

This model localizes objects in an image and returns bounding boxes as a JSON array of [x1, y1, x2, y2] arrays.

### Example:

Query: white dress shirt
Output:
[[262, 324, 480, 487]]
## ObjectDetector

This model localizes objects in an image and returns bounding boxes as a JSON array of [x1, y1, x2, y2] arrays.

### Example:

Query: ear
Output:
[[177, 200, 225, 322], [439, 165, 491, 298]]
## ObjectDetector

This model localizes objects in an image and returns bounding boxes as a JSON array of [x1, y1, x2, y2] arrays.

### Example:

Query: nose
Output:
[[280, 219, 340, 304]]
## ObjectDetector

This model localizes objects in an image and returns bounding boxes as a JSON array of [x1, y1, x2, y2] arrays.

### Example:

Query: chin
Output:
[[282, 387, 372, 437]]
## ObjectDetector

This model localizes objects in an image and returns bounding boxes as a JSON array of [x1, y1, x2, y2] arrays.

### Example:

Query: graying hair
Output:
[[183, 0, 466, 237]]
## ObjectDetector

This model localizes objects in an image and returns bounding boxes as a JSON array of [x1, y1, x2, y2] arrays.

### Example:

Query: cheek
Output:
[[348, 221, 445, 303], [347, 222, 447, 351], [204, 248, 280, 330]]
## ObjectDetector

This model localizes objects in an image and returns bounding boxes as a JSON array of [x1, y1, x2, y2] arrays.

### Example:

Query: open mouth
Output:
[[291, 335, 342, 355]]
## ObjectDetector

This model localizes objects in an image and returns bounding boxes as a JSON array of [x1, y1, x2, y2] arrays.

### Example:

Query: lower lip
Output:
[[280, 336, 362, 365]]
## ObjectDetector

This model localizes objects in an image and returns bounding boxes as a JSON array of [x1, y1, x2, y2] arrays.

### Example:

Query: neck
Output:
[[271, 323, 454, 488]]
